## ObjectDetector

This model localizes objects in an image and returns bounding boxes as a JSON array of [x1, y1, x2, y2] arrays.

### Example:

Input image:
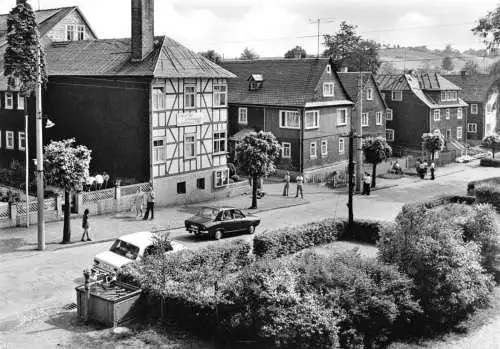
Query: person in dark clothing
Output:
[[81, 209, 91, 241], [143, 185, 156, 220]]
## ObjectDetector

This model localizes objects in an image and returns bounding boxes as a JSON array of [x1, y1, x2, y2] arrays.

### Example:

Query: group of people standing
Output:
[[416, 159, 436, 180], [282, 171, 304, 199], [133, 185, 156, 220]]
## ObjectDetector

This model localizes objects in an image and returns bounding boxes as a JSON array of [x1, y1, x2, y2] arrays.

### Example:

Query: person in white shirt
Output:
[[430, 162, 436, 180], [295, 174, 304, 198], [363, 173, 372, 195], [95, 174, 104, 189]]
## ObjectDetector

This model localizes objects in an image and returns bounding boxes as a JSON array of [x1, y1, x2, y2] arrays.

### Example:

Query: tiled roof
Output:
[[46, 36, 236, 78], [376, 74, 410, 91], [338, 72, 387, 108], [445, 74, 498, 102], [376, 72, 461, 92], [221, 58, 351, 107]]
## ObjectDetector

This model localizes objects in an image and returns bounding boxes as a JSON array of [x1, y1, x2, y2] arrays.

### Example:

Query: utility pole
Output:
[[24, 97, 29, 228], [36, 43, 45, 251], [309, 17, 335, 58], [355, 69, 364, 193], [347, 130, 355, 226]]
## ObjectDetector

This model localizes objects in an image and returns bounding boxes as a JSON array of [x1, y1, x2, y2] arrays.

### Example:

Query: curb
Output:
[[10, 199, 310, 253]]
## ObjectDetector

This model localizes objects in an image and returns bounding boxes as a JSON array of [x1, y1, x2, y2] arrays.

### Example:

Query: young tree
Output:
[[284, 45, 307, 59], [462, 60, 480, 75], [236, 131, 281, 209], [362, 137, 392, 188], [441, 56, 454, 71], [3, 0, 47, 93], [322, 21, 381, 73], [482, 134, 500, 158], [240, 47, 259, 60], [44, 139, 92, 244], [422, 132, 445, 160], [472, 5, 500, 50], [199, 49, 222, 64]]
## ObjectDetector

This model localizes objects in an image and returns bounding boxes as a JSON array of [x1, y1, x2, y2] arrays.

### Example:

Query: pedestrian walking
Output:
[[133, 188, 144, 218], [363, 173, 372, 195], [81, 209, 91, 242], [430, 161, 435, 180], [282, 171, 290, 196], [295, 174, 304, 198], [423, 160, 429, 179], [143, 185, 156, 220], [95, 173, 104, 189], [418, 161, 426, 179]]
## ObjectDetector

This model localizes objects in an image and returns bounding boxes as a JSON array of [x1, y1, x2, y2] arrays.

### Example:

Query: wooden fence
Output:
[[0, 196, 62, 228]]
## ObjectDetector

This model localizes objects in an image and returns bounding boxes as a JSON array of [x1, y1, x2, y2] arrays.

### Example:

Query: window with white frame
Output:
[[279, 110, 300, 129], [6, 131, 14, 149], [238, 107, 248, 124], [441, 91, 446, 101], [361, 113, 369, 127], [337, 108, 348, 126], [77, 25, 85, 40], [17, 93, 24, 110], [153, 139, 165, 163], [386, 129, 394, 142], [468, 123, 477, 133], [457, 108, 463, 119], [457, 126, 463, 140], [5, 92, 13, 109], [282, 142, 291, 158], [18, 132, 25, 151], [321, 140, 328, 156], [214, 168, 229, 188], [184, 85, 196, 109], [152, 88, 164, 110], [376, 111, 383, 125], [305, 110, 319, 129], [392, 90, 402, 101], [310, 142, 317, 159], [366, 88, 373, 100], [338, 138, 345, 154], [471, 104, 478, 115], [323, 82, 334, 97], [445, 109, 450, 120], [433, 109, 441, 121], [184, 134, 196, 158], [386, 109, 393, 120], [213, 132, 226, 154], [450, 91, 457, 100], [441, 90, 458, 101], [213, 84, 227, 107], [66, 24, 75, 41]]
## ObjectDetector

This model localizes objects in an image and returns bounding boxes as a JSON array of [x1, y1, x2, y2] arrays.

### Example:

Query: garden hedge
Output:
[[474, 184, 500, 211], [253, 218, 339, 259], [468, 176, 500, 195], [480, 157, 500, 167], [336, 219, 387, 244]]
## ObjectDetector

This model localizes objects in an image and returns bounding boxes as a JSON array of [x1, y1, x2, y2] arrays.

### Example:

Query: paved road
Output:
[[1, 163, 499, 348]]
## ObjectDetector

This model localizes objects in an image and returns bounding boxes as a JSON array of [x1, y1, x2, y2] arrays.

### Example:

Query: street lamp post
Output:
[[35, 44, 45, 251]]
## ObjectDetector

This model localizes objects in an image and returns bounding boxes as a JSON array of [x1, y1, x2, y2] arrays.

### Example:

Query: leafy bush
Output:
[[480, 157, 500, 167], [336, 219, 387, 244], [295, 251, 421, 348], [378, 204, 495, 332], [474, 183, 500, 211], [253, 218, 339, 259]]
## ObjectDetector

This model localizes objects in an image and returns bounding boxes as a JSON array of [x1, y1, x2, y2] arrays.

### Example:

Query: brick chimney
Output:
[[131, 0, 154, 62]]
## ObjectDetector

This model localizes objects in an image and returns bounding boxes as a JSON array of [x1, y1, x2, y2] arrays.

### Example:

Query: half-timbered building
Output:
[[40, 0, 235, 205]]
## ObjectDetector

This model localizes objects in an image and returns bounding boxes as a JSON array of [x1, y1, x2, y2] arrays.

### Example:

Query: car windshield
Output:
[[197, 207, 219, 218], [109, 239, 140, 260]]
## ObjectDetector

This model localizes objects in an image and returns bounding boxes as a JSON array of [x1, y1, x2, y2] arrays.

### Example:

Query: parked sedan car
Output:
[[184, 206, 261, 240], [92, 231, 184, 274]]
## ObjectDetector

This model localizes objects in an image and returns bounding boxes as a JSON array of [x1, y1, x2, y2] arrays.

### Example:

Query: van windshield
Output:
[[109, 239, 140, 260]]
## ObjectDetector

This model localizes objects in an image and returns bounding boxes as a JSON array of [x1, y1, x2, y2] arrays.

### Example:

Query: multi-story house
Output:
[[221, 58, 354, 179], [5, 0, 235, 206], [338, 72, 387, 140], [445, 73, 499, 143], [376, 72, 468, 152], [0, 5, 97, 168]]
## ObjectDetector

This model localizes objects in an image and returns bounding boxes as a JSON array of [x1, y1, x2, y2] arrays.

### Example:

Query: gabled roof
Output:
[[445, 74, 498, 102], [221, 58, 352, 107], [45, 35, 236, 78], [338, 72, 387, 108], [376, 74, 411, 91], [0, 6, 97, 44], [411, 72, 461, 91]]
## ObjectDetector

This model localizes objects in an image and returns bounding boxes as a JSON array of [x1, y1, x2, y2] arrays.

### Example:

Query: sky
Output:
[[0, 0, 498, 58]]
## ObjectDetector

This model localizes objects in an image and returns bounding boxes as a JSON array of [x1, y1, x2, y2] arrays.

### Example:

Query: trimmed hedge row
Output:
[[468, 176, 500, 195], [474, 184, 500, 211], [480, 157, 500, 167], [253, 218, 339, 259]]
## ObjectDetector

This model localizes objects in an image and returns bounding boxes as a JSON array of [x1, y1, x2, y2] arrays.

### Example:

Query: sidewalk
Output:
[[0, 182, 312, 253], [0, 160, 476, 254]]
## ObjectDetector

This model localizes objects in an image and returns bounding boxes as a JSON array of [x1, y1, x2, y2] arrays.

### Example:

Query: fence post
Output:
[[56, 194, 63, 219], [77, 192, 83, 215], [9, 202, 17, 227], [115, 183, 121, 200]]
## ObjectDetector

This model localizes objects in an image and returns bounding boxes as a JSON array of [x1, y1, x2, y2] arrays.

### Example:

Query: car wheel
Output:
[[213, 229, 223, 240], [247, 225, 255, 234]]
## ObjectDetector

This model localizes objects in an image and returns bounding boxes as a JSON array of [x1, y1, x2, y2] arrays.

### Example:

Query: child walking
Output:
[[81, 209, 91, 242]]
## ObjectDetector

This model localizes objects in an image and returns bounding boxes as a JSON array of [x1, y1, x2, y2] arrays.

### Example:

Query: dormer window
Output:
[[66, 24, 86, 41], [248, 74, 263, 91], [323, 82, 334, 97]]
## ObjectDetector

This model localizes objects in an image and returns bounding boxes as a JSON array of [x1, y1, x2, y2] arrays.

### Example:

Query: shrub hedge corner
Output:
[[480, 157, 500, 167]]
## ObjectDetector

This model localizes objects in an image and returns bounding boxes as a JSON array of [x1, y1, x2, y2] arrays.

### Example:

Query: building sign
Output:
[[177, 111, 203, 126]]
